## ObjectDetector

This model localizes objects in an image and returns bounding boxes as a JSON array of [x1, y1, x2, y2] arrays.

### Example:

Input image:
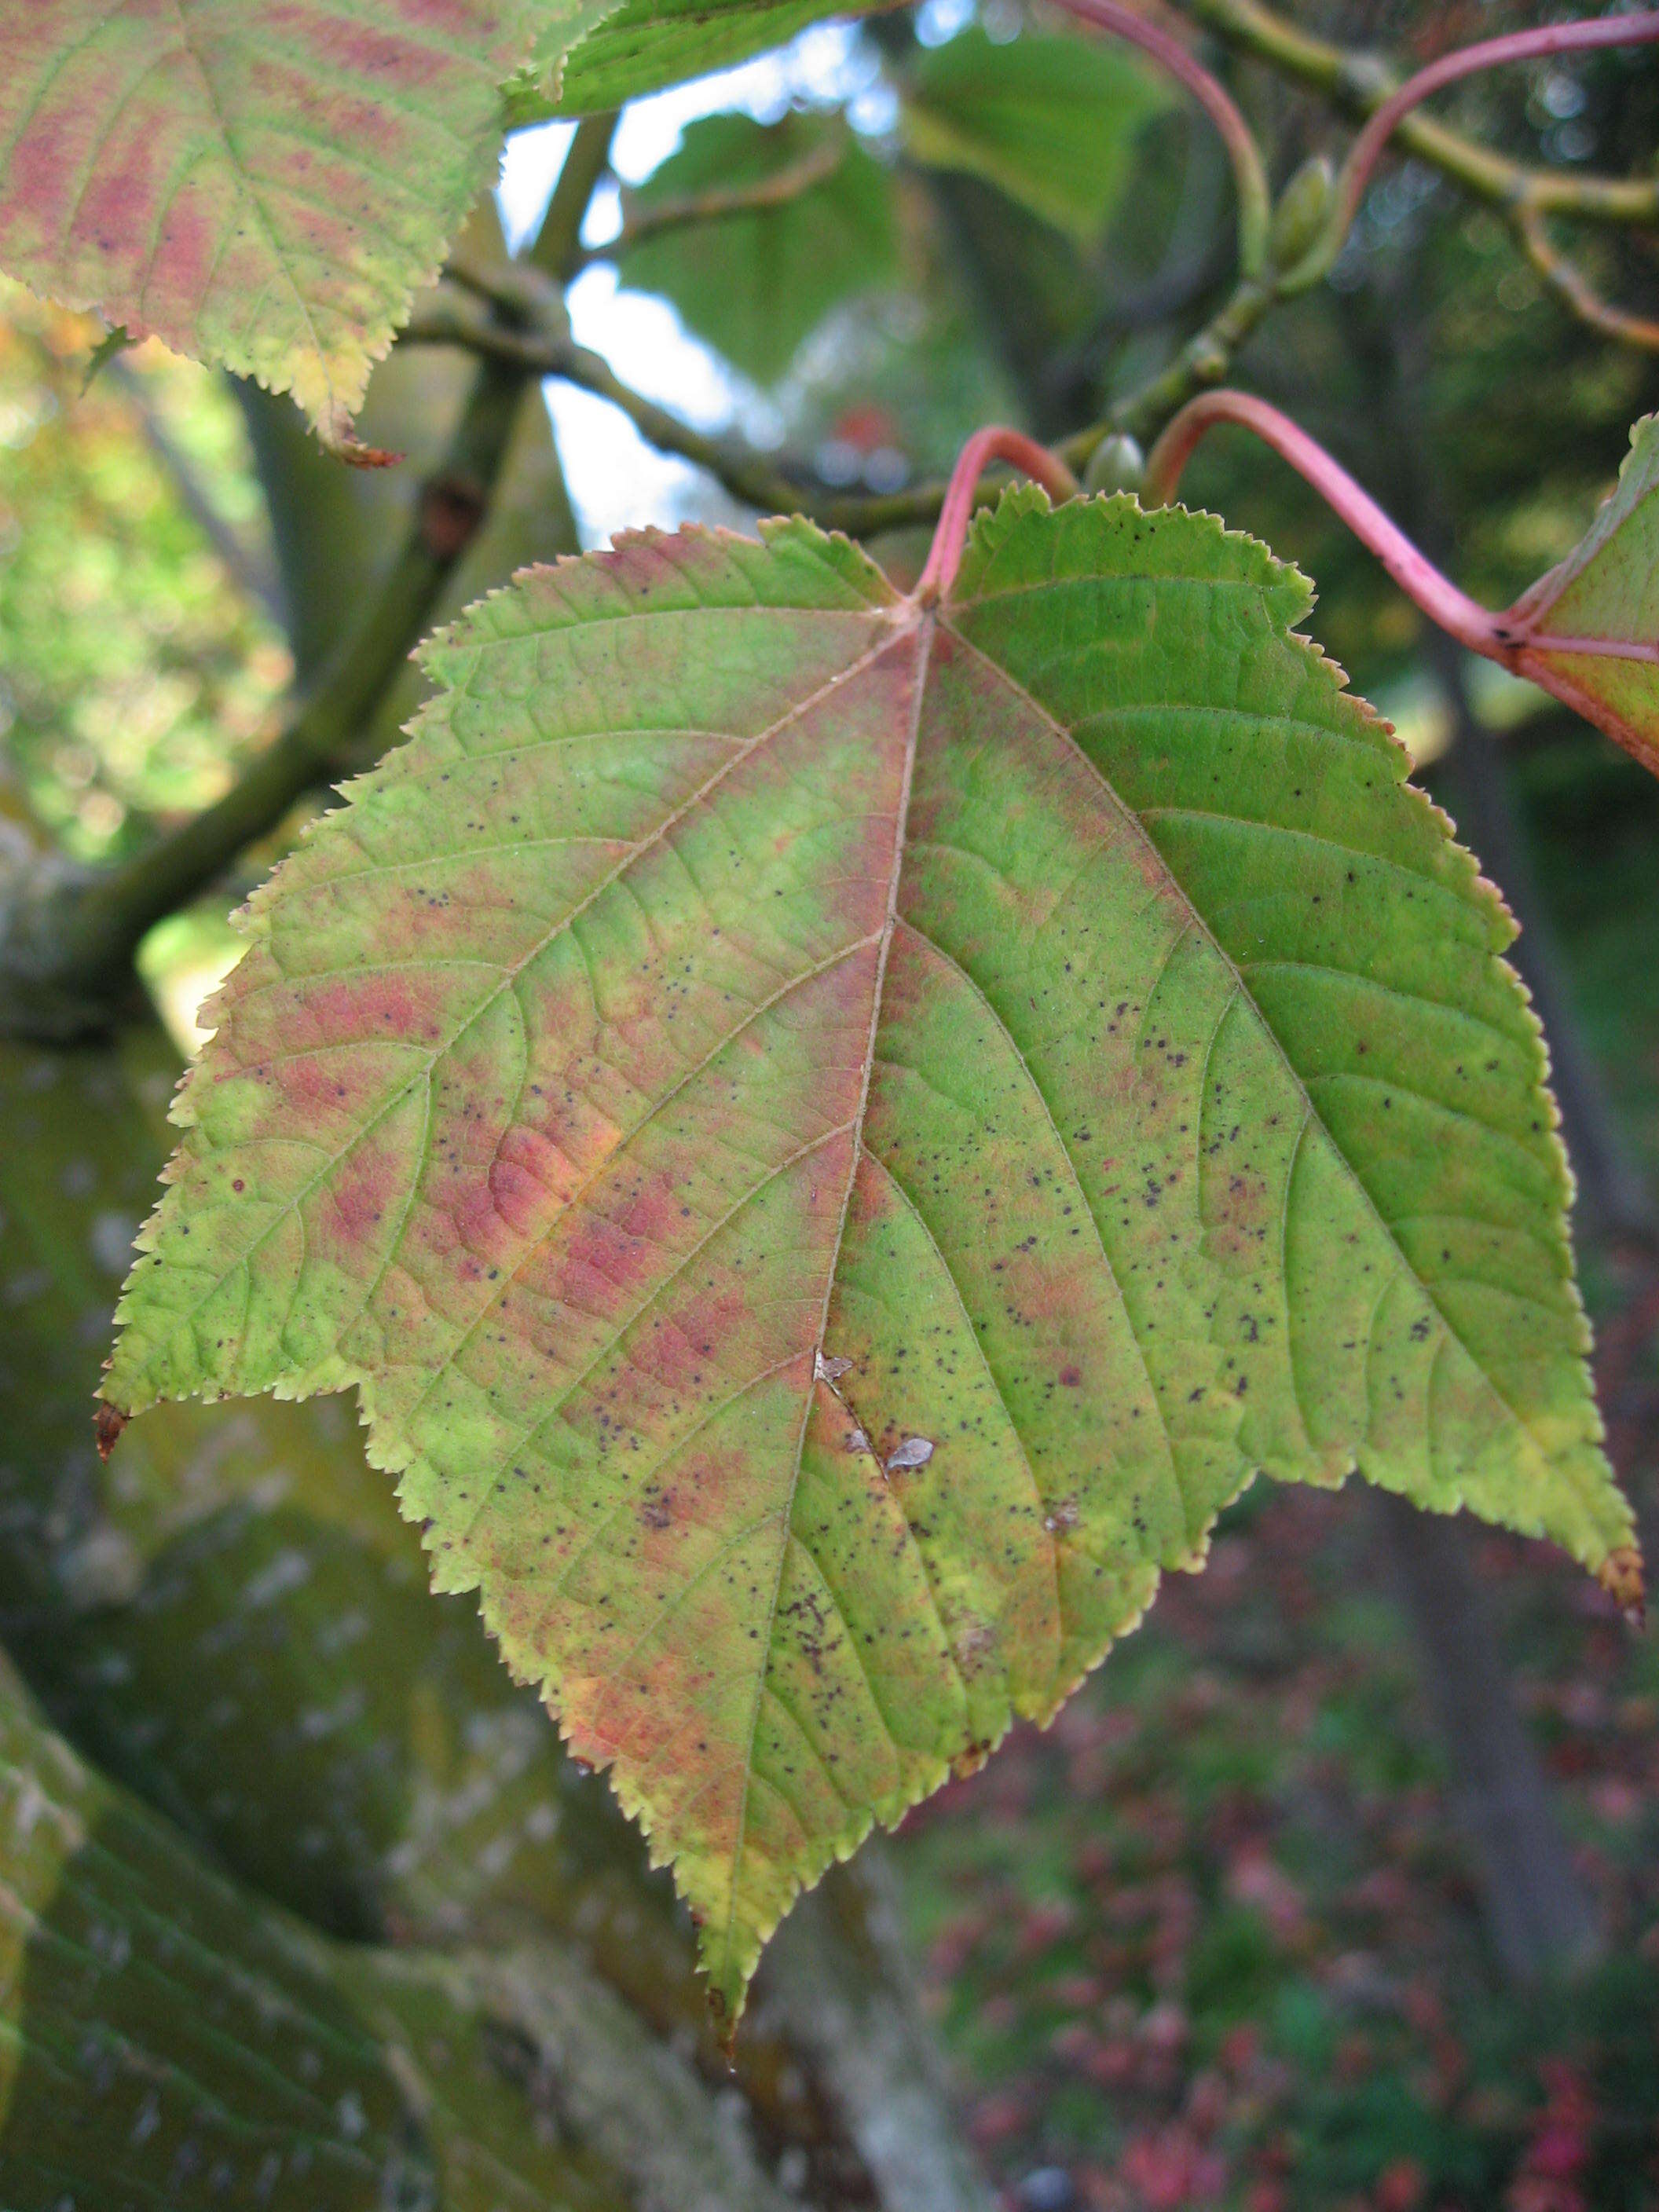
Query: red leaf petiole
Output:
[[1142, 389, 1499, 654], [1141, 388, 1658, 755], [1334, 13, 1659, 247], [915, 427, 1081, 605], [1049, 0, 1273, 276]]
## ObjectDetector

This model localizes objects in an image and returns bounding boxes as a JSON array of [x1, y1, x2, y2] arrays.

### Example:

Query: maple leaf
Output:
[[0, 0, 550, 451], [102, 489, 1636, 2027]]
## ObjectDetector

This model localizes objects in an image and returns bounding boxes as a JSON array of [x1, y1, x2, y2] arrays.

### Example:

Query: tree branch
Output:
[[1178, 0, 1659, 226], [1178, 0, 1659, 348], [412, 7, 1659, 541], [527, 113, 621, 284], [1331, 15, 1659, 239], [405, 298, 833, 511], [574, 130, 847, 268], [0, 363, 528, 1037], [1514, 204, 1659, 353], [403, 257, 1280, 537], [13, 0, 1652, 1038]]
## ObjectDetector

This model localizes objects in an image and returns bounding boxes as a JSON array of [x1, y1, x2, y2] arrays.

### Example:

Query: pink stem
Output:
[[917, 428, 1080, 606], [1142, 391, 1659, 777], [1050, 0, 1271, 270], [1142, 390, 1502, 654], [1334, 14, 1659, 244]]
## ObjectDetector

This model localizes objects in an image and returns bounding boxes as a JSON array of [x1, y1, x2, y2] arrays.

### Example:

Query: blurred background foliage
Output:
[[2, 0, 1659, 2206], [0, 284, 288, 865]]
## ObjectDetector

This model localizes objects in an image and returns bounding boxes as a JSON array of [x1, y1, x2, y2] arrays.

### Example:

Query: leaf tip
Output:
[[1597, 1543, 1646, 1628], [93, 1401, 128, 1462], [306, 383, 401, 471], [82, 324, 137, 394], [707, 1979, 742, 2059], [327, 432, 405, 471]]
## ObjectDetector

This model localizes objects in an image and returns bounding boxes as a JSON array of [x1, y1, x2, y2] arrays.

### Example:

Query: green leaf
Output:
[[0, 1, 544, 449], [103, 489, 1635, 2028], [1504, 412, 1659, 776], [521, 0, 631, 106], [512, 0, 884, 121], [900, 27, 1170, 244], [617, 114, 898, 386]]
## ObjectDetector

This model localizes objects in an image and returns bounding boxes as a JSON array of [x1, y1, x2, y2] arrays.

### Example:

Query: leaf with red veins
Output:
[[1503, 413, 1659, 773], [103, 492, 1635, 2027], [0, 0, 542, 448]]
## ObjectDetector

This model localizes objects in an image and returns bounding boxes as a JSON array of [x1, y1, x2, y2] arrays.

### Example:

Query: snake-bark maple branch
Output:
[[1178, 0, 1659, 225], [575, 131, 846, 268], [1262, 13, 1659, 300], [527, 112, 621, 283], [1333, 15, 1659, 244], [404, 269, 1276, 539], [406, 302, 867, 519]]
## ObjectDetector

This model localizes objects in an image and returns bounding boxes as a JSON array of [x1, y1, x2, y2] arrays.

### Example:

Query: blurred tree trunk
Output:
[[764, 1860, 999, 2212], [1375, 1493, 1599, 1982], [233, 196, 581, 743], [1430, 650, 1657, 1247], [1343, 275, 1615, 1985]]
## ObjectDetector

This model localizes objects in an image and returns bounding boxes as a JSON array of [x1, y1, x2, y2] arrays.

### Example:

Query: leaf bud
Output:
[[1083, 433, 1146, 497], [1270, 154, 1335, 273], [1184, 331, 1229, 384]]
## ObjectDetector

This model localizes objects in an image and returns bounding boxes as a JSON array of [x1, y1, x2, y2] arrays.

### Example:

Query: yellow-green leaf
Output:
[[103, 489, 1635, 2029]]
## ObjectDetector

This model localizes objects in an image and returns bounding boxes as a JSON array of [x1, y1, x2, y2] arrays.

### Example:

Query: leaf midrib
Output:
[[715, 604, 935, 1996]]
